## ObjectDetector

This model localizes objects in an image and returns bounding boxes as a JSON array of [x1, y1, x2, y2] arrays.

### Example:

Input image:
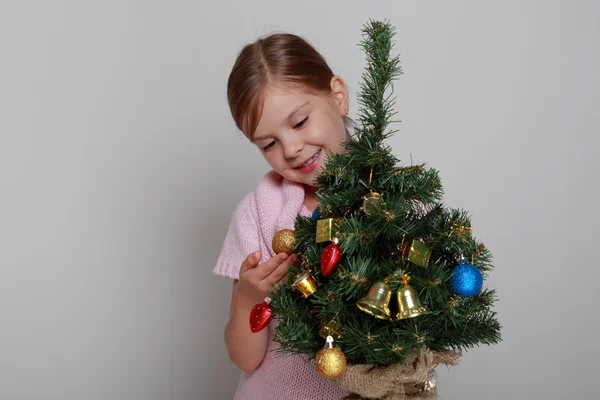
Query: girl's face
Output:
[[250, 77, 349, 189]]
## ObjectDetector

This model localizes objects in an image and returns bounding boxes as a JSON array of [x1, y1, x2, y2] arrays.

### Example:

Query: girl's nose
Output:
[[283, 140, 303, 160]]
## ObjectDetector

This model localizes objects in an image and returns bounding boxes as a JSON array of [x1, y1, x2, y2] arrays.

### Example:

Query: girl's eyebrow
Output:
[[286, 101, 310, 122], [252, 101, 310, 142]]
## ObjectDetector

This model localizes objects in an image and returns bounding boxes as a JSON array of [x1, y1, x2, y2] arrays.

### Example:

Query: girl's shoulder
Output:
[[230, 170, 286, 219], [213, 170, 305, 279]]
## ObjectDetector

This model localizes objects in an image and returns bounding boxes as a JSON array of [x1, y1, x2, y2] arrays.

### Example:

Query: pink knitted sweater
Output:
[[213, 170, 351, 399]]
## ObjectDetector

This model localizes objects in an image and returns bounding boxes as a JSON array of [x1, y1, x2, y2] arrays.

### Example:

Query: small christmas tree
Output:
[[267, 19, 501, 399]]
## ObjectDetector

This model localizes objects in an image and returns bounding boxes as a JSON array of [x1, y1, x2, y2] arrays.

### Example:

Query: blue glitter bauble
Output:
[[312, 207, 320, 220], [449, 259, 483, 297]]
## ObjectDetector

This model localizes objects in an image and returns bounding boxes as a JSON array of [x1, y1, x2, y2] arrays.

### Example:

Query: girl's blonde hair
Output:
[[227, 33, 348, 139]]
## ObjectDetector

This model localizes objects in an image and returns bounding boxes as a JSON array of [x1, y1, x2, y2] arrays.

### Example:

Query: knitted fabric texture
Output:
[[213, 170, 351, 399]]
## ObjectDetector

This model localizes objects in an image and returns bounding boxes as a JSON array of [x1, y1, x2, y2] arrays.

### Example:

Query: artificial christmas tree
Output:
[[262, 19, 501, 399]]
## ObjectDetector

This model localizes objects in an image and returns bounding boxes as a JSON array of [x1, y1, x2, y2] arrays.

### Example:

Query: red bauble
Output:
[[320, 239, 342, 277], [249, 297, 272, 333]]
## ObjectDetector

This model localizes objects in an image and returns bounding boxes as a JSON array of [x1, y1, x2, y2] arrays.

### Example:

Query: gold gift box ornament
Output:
[[316, 218, 343, 243], [407, 239, 432, 268]]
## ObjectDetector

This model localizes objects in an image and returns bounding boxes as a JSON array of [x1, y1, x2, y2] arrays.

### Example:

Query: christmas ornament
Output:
[[356, 277, 393, 320], [320, 237, 342, 277], [272, 229, 296, 254], [450, 222, 473, 238], [437, 246, 458, 265], [249, 297, 272, 333], [316, 218, 342, 243], [315, 335, 347, 380], [450, 258, 483, 297], [383, 210, 395, 221], [292, 270, 319, 298], [319, 321, 343, 340], [407, 239, 432, 268], [392, 234, 410, 260], [361, 192, 385, 216], [312, 207, 320, 220], [395, 274, 428, 320]]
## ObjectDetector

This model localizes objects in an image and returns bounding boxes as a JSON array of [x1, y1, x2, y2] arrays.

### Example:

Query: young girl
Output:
[[213, 33, 354, 399]]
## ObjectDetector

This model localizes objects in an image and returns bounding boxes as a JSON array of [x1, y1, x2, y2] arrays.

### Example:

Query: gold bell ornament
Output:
[[315, 335, 347, 380], [292, 270, 319, 298], [356, 277, 393, 320], [395, 274, 428, 320]]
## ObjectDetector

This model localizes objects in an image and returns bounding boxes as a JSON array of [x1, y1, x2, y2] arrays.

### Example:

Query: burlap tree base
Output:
[[334, 349, 461, 400]]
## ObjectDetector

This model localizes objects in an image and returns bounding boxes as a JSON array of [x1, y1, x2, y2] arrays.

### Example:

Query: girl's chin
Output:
[[298, 168, 324, 185]]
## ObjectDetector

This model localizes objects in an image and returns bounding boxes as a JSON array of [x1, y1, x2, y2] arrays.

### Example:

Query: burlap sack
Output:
[[334, 348, 461, 400]]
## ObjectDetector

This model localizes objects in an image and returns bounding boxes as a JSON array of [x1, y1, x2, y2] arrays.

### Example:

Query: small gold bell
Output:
[[395, 274, 428, 320], [356, 278, 393, 320], [292, 270, 319, 298]]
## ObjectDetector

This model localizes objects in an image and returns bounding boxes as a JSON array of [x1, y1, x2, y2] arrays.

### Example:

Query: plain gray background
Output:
[[1, 1, 598, 399]]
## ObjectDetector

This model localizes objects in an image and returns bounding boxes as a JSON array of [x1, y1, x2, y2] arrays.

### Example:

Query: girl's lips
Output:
[[298, 150, 322, 174]]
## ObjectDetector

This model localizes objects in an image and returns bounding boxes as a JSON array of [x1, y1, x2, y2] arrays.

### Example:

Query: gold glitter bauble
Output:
[[315, 336, 347, 380], [272, 229, 296, 254]]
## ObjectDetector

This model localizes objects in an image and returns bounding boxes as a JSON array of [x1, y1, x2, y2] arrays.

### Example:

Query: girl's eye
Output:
[[294, 117, 308, 129], [263, 141, 276, 151]]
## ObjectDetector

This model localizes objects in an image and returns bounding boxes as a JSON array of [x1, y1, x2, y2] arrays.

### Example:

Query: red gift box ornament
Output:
[[249, 297, 272, 333], [320, 237, 342, 277]]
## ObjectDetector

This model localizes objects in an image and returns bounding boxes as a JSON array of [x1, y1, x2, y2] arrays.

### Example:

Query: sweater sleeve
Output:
[[213, 192, 260, 280]]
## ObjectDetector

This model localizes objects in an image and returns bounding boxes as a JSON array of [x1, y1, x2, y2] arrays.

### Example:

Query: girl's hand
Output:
[[235, 250, 298, 305]]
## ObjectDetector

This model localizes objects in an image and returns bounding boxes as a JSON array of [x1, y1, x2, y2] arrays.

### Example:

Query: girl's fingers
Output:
[[275, 273, 288, 286], [239, 250, 261, 274], [254, 252, 289, 279], [264, 254, 297, 285]]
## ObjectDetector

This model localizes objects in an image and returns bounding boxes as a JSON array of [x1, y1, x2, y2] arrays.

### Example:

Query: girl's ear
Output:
[[330, 76, 349, 116]]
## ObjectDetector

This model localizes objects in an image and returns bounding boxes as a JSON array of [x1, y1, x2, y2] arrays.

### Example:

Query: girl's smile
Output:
[[294, 149, 321, 173]]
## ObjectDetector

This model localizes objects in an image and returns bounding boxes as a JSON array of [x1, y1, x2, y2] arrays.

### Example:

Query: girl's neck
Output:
[[303, 185, 318, 212]]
